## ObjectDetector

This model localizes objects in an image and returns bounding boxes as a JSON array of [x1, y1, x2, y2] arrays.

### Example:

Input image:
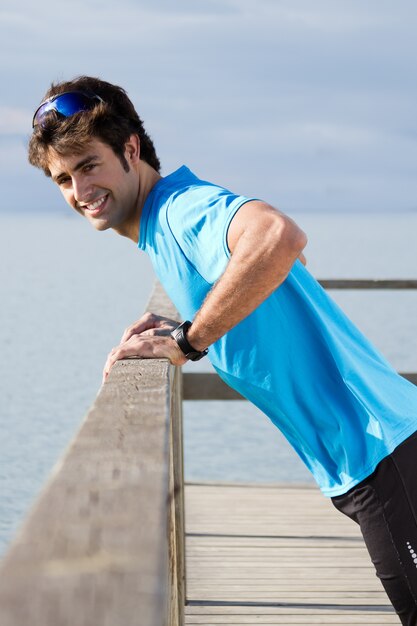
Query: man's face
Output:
[[47, 137, 139, 233]]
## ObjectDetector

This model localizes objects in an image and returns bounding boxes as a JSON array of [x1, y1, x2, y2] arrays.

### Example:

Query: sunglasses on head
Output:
[[32, 91, 104, 129]]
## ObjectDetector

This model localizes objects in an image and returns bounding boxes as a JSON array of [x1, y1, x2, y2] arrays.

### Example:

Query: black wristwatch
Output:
[[170, 321, 208, 361]]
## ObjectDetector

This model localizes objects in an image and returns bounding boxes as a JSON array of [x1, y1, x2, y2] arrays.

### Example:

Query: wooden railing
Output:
[[0, 283, 185, 626], [0, 278, 415, 625]]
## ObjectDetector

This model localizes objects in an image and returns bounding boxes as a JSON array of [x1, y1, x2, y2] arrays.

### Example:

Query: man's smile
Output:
[[79, 193, 109, 216]]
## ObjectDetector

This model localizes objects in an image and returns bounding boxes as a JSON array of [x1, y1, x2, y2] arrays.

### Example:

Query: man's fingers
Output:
[[104, 314, 185, 382], [102, 333, 187, 383], [120, 312, 179, 343], [102, 343, 133, 382], [140, 328, 173, 337], [102, 351, 121, 383], [120, 311, 158, 342], [103, 336, 156, 382]]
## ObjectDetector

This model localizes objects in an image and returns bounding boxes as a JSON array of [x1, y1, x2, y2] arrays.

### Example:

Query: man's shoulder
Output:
[[159, 165, 220, 195], [151, 166, 228, 219]]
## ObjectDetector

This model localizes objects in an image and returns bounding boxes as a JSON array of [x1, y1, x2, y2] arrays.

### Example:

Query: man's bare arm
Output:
[[186, 201, 307, 350]]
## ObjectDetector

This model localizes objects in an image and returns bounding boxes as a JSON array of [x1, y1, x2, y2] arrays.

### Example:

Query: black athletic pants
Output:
[[331, 431, 417, 625]]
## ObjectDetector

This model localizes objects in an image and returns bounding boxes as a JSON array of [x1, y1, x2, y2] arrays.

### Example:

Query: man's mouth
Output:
[[81, 194, 109, 216]]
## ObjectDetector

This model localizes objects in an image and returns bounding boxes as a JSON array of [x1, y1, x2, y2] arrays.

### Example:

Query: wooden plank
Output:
[[148, 281, 181, 319], [184, 371, 417, 400], [184, 484, 395, 624], [401, 372, 417, 385], [318, 278, 417, 289], [169, 366, 186, 626], [186, 605, 395, 615], [183, 373, 244, 401], [187, 614, 399, 626]]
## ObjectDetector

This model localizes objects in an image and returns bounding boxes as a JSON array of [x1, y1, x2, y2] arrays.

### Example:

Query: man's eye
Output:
[[58, 177, 71, 186], [84, 163, 96, 172]]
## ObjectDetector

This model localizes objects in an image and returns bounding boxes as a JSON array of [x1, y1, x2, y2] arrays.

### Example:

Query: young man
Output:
[[29, 76, 417, 624]]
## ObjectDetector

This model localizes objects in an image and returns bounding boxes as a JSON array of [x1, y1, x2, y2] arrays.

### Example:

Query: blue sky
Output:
[[1, 0, 417, 213]]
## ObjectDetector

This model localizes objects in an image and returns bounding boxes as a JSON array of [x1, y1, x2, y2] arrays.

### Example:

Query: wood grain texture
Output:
[[184, 483, 397, 624], [169, 367, 186, 626]]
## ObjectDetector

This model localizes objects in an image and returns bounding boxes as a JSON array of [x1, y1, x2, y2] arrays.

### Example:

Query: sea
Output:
[[1, 210, 417, 556]]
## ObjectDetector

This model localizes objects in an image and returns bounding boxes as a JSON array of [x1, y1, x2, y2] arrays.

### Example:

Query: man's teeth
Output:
[[86, 196, 106, 211]]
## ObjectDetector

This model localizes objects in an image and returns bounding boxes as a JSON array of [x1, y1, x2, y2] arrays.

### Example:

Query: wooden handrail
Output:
[[0, 283, 185, 626], [183, 372, 417, 401], [318, 279, 417, 289]]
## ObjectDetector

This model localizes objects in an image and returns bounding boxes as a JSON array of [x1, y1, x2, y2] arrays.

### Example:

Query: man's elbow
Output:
[[279, 216, 308, 259], [294, 225, 308, 255]]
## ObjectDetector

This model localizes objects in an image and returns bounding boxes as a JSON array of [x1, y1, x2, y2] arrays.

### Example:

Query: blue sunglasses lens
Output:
[[32, 92, 102, 128]]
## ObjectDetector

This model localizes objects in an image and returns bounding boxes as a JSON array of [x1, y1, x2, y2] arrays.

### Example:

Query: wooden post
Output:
[[174, 367, 186, 622]]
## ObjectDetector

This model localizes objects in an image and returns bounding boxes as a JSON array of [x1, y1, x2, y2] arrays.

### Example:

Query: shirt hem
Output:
[[320, 422, 417, 497]]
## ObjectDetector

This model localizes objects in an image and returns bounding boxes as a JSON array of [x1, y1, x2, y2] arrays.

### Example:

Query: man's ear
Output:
[[125, 134, 140, 164]]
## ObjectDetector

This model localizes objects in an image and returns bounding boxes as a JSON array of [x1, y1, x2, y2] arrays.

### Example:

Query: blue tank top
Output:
[[138, 165, 417, 496]]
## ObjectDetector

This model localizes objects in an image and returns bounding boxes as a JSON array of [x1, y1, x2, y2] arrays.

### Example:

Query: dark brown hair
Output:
[[28, 76, 161, 175]]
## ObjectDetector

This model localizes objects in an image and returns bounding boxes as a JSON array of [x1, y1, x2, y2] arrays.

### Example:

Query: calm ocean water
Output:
[[1, 210, 417, 555]]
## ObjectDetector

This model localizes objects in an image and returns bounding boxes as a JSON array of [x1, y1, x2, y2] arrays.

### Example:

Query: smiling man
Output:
[[29, 76, 417, 624], [47, 136, 158, 239]]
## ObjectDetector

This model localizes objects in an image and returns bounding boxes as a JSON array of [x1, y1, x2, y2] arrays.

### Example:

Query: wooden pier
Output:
[[184, 483, 396, 624], [0, 280, 415, 625]]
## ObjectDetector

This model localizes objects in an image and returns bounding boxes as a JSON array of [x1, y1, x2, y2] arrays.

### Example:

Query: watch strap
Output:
[[171, 321, 208, 361]]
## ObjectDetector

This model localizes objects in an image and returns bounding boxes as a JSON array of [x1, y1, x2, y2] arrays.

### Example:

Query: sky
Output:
[[1, 0, 417, 214]]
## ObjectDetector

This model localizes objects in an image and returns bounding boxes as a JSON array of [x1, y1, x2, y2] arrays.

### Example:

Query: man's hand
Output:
[[119, 311, 181, 343], [102, 312, 186, 383]]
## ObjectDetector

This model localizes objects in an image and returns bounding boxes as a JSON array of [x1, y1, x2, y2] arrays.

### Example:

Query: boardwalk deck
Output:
[[184, 483, 397, 625]]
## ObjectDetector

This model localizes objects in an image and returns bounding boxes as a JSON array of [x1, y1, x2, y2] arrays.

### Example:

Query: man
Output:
[[29, 76, 417, 624]]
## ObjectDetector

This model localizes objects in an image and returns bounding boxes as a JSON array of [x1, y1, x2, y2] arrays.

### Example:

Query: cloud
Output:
[[1, 0, 417, 213]]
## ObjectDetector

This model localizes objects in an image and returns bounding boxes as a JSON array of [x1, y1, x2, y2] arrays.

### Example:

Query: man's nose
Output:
[[73, 176, 93, 205]]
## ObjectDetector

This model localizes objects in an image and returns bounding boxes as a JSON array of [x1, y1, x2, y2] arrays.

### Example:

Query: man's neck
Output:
[[113, 161, 161, 243]]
